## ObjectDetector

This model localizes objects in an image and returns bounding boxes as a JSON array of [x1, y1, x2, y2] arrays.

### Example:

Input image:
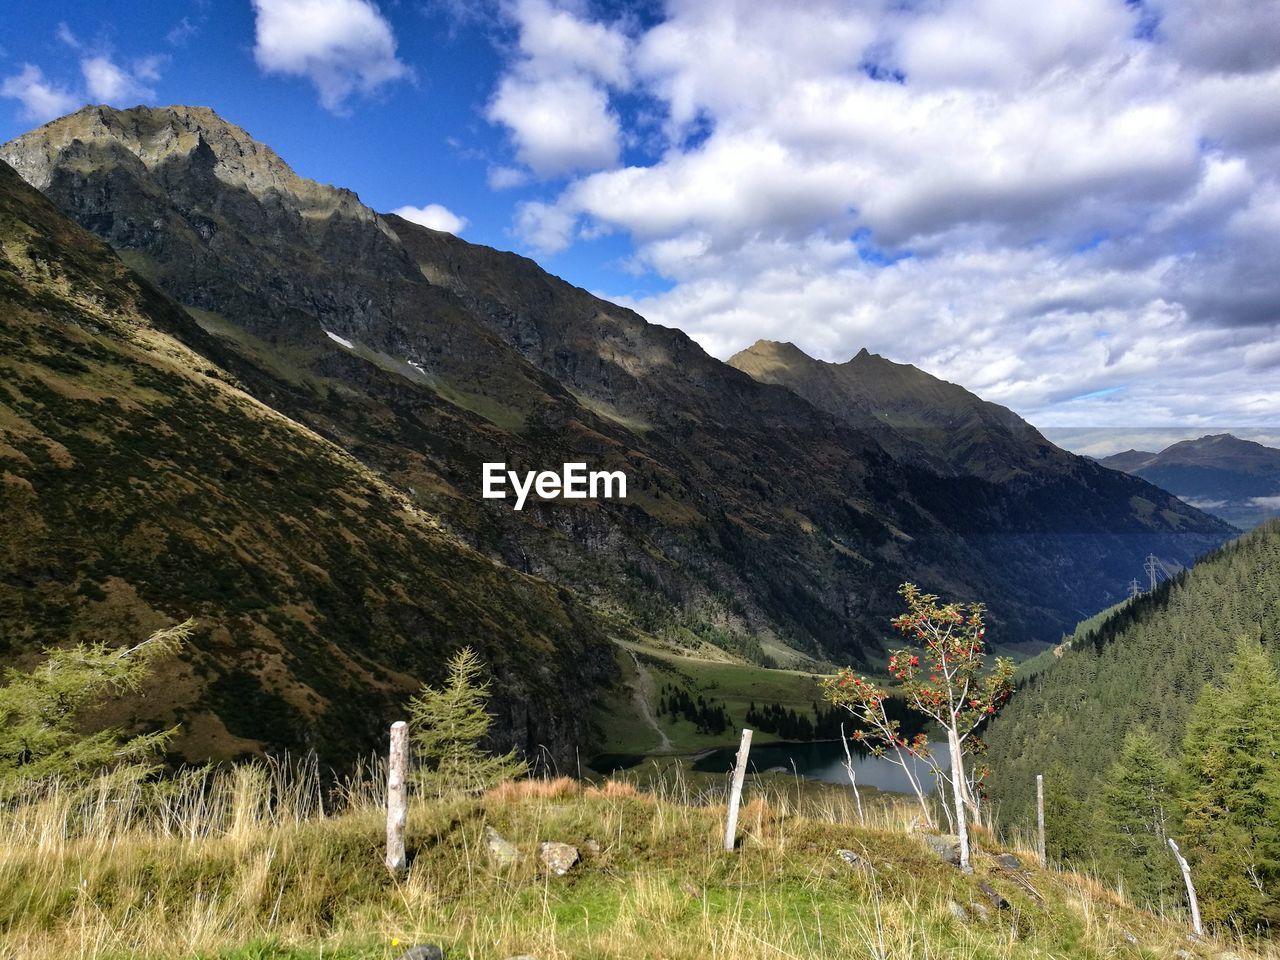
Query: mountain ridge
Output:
[[1098, 433, 1280, 529], [0, 104, 1235, 676]]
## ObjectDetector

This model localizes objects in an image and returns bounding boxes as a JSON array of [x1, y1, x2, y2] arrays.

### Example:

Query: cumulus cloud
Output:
[[488, 0, 1280, 430], [81, 55, 155, 103], [485, 0, 630, 177], [251, 0, 410, 113], [391, 203, 468, 234], [2, 24, 167, 123], [1, 65, 79, 122]]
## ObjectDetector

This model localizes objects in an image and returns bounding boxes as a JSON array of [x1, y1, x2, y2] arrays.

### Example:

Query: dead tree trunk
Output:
[[386, 720, 409, 877], [723, 728, 753, 852], [840, 724, 865, 825], [1168, 837, 1203, 936], [1036, 773, 1046, 867]]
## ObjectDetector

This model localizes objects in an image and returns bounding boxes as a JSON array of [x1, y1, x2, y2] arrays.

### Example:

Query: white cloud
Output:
[[391, 203, 468, 234], [485, 0, 630, 178], [488, 72, 621, 177], [82, 55, 155, 103], [514, 199, 578, 252], [513, 0, 630, 88], [1, 65, 80, 122], [166, 17, 200, 48], [251, 0, 410, 114], [55, 22, 81, 50], [494, 0, 1280, 431], [1184, 498, 1228, 510], [1250, 496, 1280, 510], [488, 164, 528, 189], [3, 24, 168, 123]]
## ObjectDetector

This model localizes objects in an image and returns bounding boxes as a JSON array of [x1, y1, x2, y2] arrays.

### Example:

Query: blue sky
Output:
[[2, 0, 1278, 442]]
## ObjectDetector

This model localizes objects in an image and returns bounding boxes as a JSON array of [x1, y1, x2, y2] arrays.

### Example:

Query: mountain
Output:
[[1098, 434, 1280, 529], [0, 105, 1233, 687], [728, 340, 1055, 480], [0, 157, 617, 767], [1094, 448, 1160, 473], [985, 519, 1280, 834], [728, 339, 1236, 595]]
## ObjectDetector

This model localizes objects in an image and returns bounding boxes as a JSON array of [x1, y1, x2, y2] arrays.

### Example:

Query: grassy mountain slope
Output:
[[0, 158, 617, 766], [1099, 434, 1280, 529], [985, 520, 1280, 831], [1, 105, 1234, 659]]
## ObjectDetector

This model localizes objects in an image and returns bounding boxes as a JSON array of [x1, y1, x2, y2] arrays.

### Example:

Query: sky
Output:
[[2, 0, 1278, 450]]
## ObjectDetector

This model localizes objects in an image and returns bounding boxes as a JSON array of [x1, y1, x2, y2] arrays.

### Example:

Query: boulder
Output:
[[398, 946, 445, 960], [485, 826, 521, 868], [538, 841, 580, 876], [920, 833, 961, 865], [836, 849, 874, 873], [977, 881, 1010, 911], [994, 853, 1023, 872]]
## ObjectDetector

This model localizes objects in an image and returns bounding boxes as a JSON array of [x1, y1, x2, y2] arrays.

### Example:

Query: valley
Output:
[[0, 91, 1276, 960]]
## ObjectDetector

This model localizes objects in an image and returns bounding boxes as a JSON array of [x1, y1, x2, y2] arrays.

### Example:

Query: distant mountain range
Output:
[[0, 105, 1234, 763], [1098, 434, 1280, 529]]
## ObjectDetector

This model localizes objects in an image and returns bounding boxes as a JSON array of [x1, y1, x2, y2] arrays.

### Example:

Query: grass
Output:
[[592, 642, 830, 757], [1, 760, 1266, 960]]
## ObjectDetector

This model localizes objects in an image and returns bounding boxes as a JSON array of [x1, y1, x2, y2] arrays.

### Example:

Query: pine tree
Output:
[[408, 647, 527, 798], [1097, 727, 1180, 906], [1180, 638, 1280, 932], [0, 620, 192, 793], [1042, 761, 1094, 865]]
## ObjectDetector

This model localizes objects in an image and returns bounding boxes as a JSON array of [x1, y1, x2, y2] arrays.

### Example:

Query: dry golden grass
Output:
[[584, 779, 640, 799], [0, 762, 1274, 960], [485, 776, 581, 803]]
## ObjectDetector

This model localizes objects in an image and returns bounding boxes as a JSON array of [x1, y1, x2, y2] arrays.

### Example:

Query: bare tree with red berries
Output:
[[823, 583, 1015, 871]]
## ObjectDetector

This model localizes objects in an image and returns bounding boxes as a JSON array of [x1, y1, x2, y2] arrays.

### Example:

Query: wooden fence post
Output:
[[723, 728, 753, 852], [386, 720, 409, 877], [1168, 837, 1203, 936], [1036, 773, 1046, 867]]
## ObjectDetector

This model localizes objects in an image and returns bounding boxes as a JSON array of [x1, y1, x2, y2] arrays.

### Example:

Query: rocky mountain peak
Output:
[[0, 104, 375, 223]]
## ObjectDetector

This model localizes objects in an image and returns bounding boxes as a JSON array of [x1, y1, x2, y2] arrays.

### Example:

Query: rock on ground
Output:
[[485, 826, 521, 868], [919, 833, 961, 866], [398, 946, 445, 960], [538, 841, 580, 876]]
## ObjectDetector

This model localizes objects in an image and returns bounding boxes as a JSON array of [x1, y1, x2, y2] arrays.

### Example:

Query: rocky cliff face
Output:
[[1, 105, 1235, 681]]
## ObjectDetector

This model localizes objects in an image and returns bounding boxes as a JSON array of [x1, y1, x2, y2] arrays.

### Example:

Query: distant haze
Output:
[[1045, 428, 1280, 459]]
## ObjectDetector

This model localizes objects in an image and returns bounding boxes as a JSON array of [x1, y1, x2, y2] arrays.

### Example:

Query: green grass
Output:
[[592, 642, 831, 757], [0, 764, 1258, 960]]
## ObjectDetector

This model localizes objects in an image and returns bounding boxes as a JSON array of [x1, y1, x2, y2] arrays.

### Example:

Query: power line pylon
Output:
[[1128, 578, 1141, 599], [1144, 554, 1161, 592]]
